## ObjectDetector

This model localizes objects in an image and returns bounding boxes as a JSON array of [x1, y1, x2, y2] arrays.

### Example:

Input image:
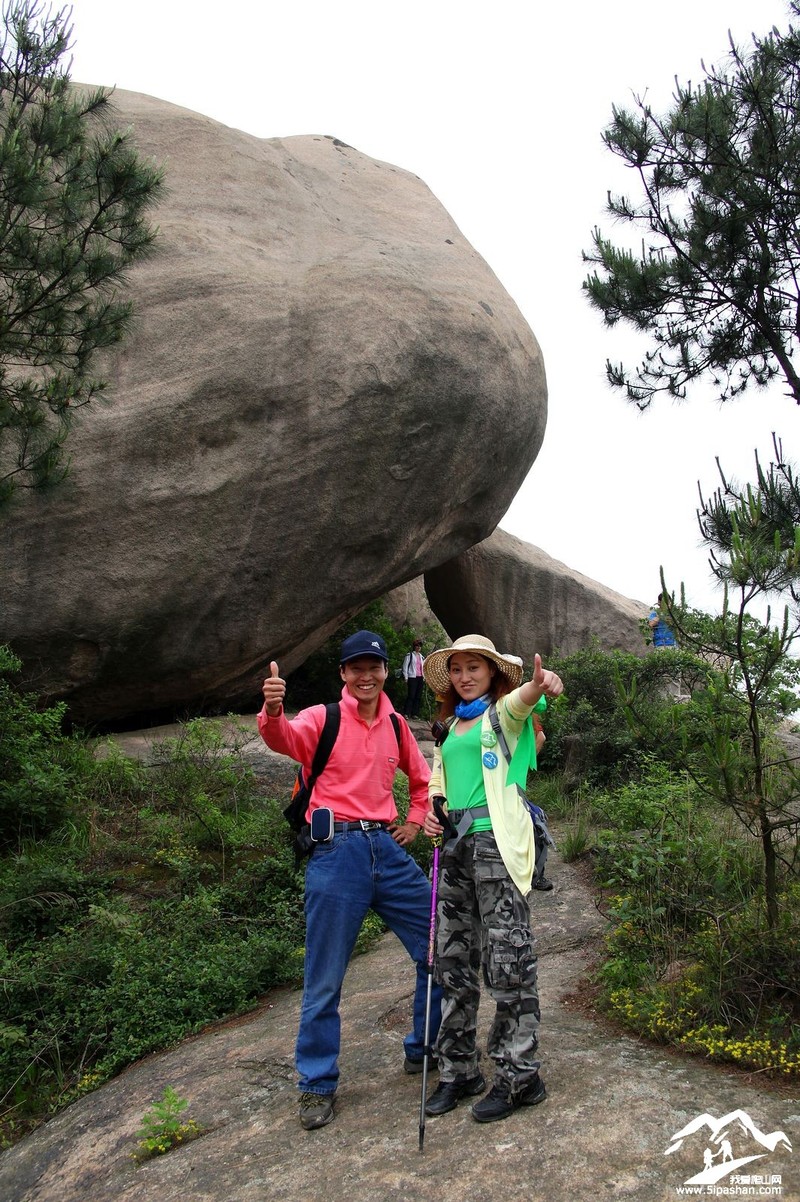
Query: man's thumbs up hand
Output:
[[262, 660, 286, 715]]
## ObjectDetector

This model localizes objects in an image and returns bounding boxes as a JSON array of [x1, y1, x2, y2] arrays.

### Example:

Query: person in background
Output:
[[402, 638, 426, 719], [259, 630, 442, 1131], [648, 593, 677, 648], [648, 592, 689, 698]]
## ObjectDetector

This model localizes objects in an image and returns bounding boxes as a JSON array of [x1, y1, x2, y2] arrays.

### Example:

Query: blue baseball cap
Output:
[[340, 630, 389, 664]]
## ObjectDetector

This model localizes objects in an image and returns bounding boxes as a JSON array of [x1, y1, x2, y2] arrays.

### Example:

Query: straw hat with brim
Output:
[[422, 635, 524, 696]]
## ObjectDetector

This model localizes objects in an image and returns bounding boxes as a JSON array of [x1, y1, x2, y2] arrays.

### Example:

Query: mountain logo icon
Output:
[[665, 1109, 792, 1187]]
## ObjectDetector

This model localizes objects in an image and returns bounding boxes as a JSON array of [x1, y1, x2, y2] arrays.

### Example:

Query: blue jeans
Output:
[[297, 827, 442, 1095]]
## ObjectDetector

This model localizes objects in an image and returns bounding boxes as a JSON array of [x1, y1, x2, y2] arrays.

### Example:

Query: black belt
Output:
[[333, 820, 390, 832]]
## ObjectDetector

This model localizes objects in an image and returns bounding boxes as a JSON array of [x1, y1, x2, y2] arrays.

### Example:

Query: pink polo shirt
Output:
[[258, 685, 431, 827]]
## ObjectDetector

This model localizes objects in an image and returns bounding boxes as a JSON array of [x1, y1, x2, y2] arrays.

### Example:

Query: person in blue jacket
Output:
[[648, 593, 676, 647]]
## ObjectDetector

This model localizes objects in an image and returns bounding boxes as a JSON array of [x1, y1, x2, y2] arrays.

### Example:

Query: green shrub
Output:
[[0, 849, 104, 939], [542, 644, 714, 791], [0, 686, 404, 1145], [594, 764, 763, 919], [0, 863, 308, 1126], [0, 699, 316, 1139], [593, 765, 799, 1074], [541, 647, 650, 787], [0, 646, 87, 849], [525, 772, 571, 819], [684, 887, 800, 1032]]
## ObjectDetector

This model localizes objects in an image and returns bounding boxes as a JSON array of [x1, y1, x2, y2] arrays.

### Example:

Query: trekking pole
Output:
[[418, 836, 440, 1153], [419, 796, 457, 1152]]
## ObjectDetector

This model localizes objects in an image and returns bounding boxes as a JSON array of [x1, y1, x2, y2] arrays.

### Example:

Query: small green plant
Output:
[[526, 772, 571, 819], [558, 815, 592, 862], [132, 1085, 202, 1162]]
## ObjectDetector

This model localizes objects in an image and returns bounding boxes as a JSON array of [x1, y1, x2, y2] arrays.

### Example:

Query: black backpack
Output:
[[283, 702, 403, 859]]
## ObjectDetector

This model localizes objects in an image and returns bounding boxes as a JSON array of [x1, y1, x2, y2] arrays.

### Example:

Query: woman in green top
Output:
[[421, 634, 563, 1124]]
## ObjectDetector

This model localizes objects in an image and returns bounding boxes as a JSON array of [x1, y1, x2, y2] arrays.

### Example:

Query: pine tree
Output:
[[583, 3, 800, 409], [655, 437, 800, 928], [0, 0, 164, 504]]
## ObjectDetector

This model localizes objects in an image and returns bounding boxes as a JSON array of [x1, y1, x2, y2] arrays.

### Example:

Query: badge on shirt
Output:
[[482, 751, 499, 769], [480, 730, 497, 748]]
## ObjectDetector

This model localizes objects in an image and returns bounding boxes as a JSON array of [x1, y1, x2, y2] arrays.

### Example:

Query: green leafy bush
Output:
[[0, 700, 319, 1142], [0, 680, 404, 1147], [592, 765, 799, 1074], [542, 644, 713, 791], [541, 646, 652, 787], [0, 646, 86, 848], [0, 834, 309, 1132]]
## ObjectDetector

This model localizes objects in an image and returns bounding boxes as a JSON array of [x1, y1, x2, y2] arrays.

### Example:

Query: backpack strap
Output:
[[389, 711, 402, 752], [306, 701, 341, 795], [487, 702, 525, 800], [489, 703, 556, 858], [308, 703, 401, 793]]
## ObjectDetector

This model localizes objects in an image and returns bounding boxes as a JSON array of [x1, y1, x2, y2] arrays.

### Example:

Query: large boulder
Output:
[[0, 90, 547, 724], [425, 528, 647, 660], [381, 578, 441, 639]]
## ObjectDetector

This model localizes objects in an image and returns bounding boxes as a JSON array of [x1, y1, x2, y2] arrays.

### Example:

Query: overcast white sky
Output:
[[67, 0, 796, 615]]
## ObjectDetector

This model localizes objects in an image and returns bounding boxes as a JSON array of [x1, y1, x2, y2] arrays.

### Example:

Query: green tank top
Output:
[[441, 720, 493, 834]]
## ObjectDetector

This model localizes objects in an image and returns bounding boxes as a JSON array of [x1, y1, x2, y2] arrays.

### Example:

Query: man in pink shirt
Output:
[[260, 630, 442, 1131]]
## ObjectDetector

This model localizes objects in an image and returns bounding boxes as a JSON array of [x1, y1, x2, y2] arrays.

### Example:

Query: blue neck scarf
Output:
[[454, 693, 491, 719]]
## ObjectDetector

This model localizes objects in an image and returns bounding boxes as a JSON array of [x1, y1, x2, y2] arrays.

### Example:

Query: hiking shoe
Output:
[[518, 1074, 547, 1107], [471, 1074, 546, 1123], [299, 1091, 336, 1130], [404, 1053, 438, 1075], [425, 1073, 485, 1116], [532, 876, 554, 891]]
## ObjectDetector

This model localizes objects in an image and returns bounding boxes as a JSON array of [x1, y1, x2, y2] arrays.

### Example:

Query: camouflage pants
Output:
[[435, 830, 540, 1091]]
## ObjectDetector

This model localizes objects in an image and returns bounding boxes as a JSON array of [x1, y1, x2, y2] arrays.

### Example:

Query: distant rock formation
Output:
[[425, 528, 647, 659], [381, 579, 441, 638], [0, 90, 547, 724]]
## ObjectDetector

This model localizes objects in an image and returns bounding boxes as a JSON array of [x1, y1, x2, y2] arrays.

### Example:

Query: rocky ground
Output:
[[1, 718, 797, 1202]]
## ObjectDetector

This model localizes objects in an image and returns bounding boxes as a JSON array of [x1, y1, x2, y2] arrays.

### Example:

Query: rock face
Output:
[[0, 90, 547, 724], [381, 578, 441, 638], [425, 528, 647, 660]]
